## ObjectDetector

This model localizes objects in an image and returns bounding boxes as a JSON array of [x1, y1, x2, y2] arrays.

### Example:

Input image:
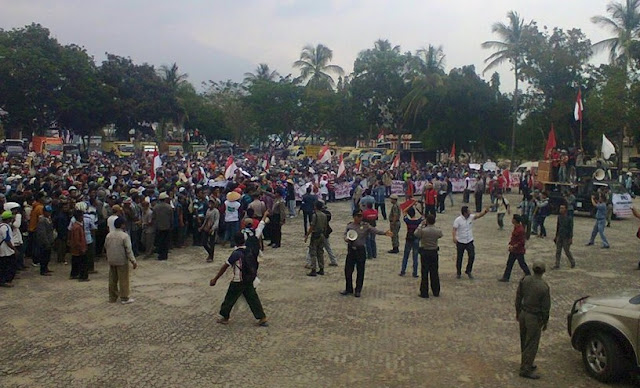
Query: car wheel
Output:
[[581, 332, 626, 383]]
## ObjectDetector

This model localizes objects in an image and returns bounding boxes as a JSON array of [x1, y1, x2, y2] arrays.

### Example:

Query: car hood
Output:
[[587, 290, 640, 308]]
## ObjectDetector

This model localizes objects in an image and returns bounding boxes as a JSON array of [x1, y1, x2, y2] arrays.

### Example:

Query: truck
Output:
[[159, 142, 184, 156], [31, 136, 63, 155], [135, 141, 158, 156], [102, 141, 135, 157]]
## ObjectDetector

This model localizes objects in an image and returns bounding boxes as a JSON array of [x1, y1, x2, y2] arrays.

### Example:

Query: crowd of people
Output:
[[1, 145, 635, 379]]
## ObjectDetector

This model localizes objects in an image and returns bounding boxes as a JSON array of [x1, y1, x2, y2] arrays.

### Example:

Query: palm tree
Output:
[[402, 45, 446, 123], [591, 0, 640, 68], [415, 45, 446, 75], [481, 11, 528, 165], [158, 62, 188, 91], [243, 63, 280, 84], [293, 44, 344, 90]]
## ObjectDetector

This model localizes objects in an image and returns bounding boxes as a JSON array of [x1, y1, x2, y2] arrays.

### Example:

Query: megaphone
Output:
[[594, 169, 606, 181]]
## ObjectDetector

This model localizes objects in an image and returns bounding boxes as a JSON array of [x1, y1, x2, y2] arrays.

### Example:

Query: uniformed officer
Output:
[[341, 209, 393, 297], [305, 201, 328, 277], [414, 214, 443, 298], [388, 194, 401, 254], [515, 260, 551, 379]]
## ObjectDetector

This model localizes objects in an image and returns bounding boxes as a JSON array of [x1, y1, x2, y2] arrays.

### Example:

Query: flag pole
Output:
[[579, 120, 583, 150]]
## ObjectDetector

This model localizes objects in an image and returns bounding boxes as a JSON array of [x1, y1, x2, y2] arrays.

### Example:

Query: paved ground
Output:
[[1, 193, 639, 387]]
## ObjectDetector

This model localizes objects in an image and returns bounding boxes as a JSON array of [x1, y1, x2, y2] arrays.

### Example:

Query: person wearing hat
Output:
[[105, 217, 138, 304], [5, 202, 25, 271], [35, 205, 55, 276], [152, 193, 173, 260], [341, 209, 393, 298], [387, 194, 401, 254], [305, 201, 329, 277], [0, 210, 17, 287], [69, 209, 89, 281], [515, 260, 551, 379], [223, 191, 242, 248]]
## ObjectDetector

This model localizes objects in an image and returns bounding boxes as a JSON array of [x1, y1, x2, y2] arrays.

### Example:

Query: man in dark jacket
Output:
[[152, 192, 173, 260]]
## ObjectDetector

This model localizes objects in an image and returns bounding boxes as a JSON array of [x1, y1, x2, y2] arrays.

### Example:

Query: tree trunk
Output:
[[511, 65, 518, 169]]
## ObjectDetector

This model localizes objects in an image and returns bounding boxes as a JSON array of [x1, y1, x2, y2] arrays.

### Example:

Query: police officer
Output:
[[341, 209, 392, 297], [414, 214, 443, 298], [305, 201, 328, 277], [515, 260, 551, 379]]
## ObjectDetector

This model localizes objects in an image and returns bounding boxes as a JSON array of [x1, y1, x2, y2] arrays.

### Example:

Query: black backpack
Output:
[[241, 230, 260, 283]]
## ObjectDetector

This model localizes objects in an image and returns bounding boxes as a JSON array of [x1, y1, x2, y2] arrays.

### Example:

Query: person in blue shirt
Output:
[[586, 194, 610, 248], [372, 180, 387, 220]]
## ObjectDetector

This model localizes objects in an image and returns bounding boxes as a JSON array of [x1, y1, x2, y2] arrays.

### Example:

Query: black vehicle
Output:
[[546, 179, 629, 216]]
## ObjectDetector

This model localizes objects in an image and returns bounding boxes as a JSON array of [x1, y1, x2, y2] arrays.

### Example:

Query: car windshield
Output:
[[607, 182, 627, 194], [46, 143, 62, 151], [119, 144, 134, 152], [6, 146, 23, 153]]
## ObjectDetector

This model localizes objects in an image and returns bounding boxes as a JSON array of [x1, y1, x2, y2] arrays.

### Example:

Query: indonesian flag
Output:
[[411, 153, 417, 171], [450, 142, 456, 160], [544, 124, 557, 159], [199, 166, 208, 181], [574, 90, 583, 121], [318, 145, 331, 163], [150, 149, 162, 183], [337, 154, 346, 177], [391, 154, 400, 169], [224, 156, 237, 179], [377, 129, 384, 143]]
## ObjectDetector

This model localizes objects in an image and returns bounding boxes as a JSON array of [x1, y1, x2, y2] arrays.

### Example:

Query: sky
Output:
[[0, 0, 616, 92]]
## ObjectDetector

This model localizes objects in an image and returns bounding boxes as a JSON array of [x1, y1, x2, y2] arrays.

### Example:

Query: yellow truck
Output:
[[102, 141, 135, 157]]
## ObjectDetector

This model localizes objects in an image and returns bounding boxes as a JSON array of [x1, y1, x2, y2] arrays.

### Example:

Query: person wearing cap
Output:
[[152, 193, 173, 260], [388, 194, 401, 254], [515, 260, 551, 380], [414, 214, 443, 298], [223, 191, 242, 248], [341, 209, 393, 298], [35, 205, 55, 276], [305, 201, 328, 276], [0, 210, 16, 287], [105, 217, 138, 304], [5, 203, 25, 271]]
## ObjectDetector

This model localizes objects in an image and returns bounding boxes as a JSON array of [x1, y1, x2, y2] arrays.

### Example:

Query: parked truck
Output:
[[31, 136, 63, 155]]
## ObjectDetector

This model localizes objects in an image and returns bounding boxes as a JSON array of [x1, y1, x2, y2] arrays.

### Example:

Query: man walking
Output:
[[209, 232, 268, 327], [153, 192, 173, 260], [69, 210, 89, 282], [498, 215, 531, 282], [387, 194, 401, 254], [106, 217, 138, 304], [300, 187, 317, 236], [554, 204, 576, 269], [515, 260, 551, 379], [586, 195, 610, 249], [305, 201, 328, 276], [0, 211, 16, 287], [422, 183, 437, 218], [452, 206, 489, 279], [373, 180, 387, 220], [496, 191, 510, 230], [414, 214, 443, 298], [474, 175, 485, 213]]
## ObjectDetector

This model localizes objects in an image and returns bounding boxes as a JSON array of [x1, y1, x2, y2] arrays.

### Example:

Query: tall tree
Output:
[[482, 11, 529, 164], [243, 64, 280, 84], [591, 0, 640, 68], [158, 62, 188, 91], [293, 44, 344, 90], [402, 45, 446, 124]]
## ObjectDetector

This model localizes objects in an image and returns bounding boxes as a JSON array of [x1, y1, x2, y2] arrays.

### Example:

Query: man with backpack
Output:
[[209, 227, 268, 327], [305, 201, 328, 276]]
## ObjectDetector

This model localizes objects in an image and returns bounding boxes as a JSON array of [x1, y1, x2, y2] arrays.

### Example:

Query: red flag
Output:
[[544, 124, 556, 159], [377, 129, 385, 143], [574, 89, 583, 121], [317, 145, 331, 163], [450, 142, 456, 160], [337, 154, 346, 177], [263, 154, 270, 171], [399, 198, 416, 212], [411, 153, 417, 171]]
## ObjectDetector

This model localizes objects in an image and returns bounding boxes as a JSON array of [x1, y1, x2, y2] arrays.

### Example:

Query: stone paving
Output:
[[1, 193, 638, 387]]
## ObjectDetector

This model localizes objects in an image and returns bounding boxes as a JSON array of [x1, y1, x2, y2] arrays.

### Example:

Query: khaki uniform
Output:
[[309, 211, 328, 272], [515, 274, 550, 376]]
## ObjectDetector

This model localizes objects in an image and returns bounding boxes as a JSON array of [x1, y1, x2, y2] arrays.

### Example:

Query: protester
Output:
[[586, 194, 610, 249], [105, 217, 138, 304], [414, 214, 443, 298], [0, 210, 16, 287], [400, 206, 422, 277], [200, 199, 220, 262], [498, 215, 531, 282], [554, 204, 576, 269], [453, 206, 489, 279], [387, 194, 401, 254]]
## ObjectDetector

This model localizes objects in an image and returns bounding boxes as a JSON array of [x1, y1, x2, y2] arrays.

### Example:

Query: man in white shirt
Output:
[[452, 205, 489, 279]]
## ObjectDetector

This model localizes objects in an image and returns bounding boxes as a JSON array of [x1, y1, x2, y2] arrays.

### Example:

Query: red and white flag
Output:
[[450, 142, 456, 160], [377, 129, 385, 143], [391, 154, 400, 169], [224, 156, 237, 179], [318, 145, 331, 164], [150, 149, 162, 183], [337, 154, 346, 177], [263, 154, 270, 171], [411, 153, 417, 171], [574, 89, 583, 121]]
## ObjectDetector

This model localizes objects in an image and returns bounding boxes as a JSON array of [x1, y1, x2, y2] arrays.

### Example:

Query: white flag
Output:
[[602, 134, 616, 160]]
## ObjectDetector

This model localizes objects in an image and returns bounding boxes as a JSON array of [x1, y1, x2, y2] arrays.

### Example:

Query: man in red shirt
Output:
[[422, 182, 438, 218], [498, 214, 531, 282]]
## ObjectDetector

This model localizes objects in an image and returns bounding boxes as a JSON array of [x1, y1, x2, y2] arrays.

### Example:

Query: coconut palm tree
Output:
[[243, 63, 280, 84], [481, 11, 528, 164], [158, 62, 188, 91], [591, 0, 640, 68], [415, 45, 446, 75], [402, 45, 446, 123], [293, 44, 344, 90]]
